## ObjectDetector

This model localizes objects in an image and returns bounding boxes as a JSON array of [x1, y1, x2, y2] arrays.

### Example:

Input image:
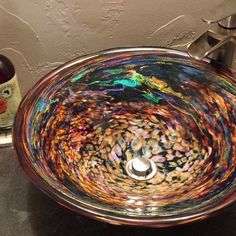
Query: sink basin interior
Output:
[[14, 48, 236, 224]]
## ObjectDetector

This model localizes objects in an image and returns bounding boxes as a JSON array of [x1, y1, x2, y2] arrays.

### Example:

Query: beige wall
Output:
[[0, 0, 222, 95]]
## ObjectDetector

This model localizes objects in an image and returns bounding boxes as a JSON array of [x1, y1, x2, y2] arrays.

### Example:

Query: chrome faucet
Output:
[[187, 0, 236, 70]]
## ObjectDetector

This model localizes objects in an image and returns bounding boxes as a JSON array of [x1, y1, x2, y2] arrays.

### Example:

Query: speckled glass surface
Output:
[[14, 48, 236, 227]]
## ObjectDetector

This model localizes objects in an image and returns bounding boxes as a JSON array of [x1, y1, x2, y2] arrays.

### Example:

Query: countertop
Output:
[[0, 146, 236, 236]]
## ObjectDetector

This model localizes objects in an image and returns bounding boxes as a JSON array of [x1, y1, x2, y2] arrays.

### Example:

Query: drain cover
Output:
[[126, 158, 157, 181]]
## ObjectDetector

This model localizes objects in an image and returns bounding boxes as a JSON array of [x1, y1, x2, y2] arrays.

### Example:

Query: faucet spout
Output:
[[187, 1, 236, 70], [187, 28, 236, 65]]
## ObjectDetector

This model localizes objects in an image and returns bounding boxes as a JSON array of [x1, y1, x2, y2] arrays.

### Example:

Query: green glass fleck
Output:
[[104, 68, 123, 75], [113, 78, 139, 87], [143, 93, 163, 103], [71, 70, 90, 83]]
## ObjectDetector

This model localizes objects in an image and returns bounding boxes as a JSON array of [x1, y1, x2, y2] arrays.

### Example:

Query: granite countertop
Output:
[[0, 146, 235, 236]]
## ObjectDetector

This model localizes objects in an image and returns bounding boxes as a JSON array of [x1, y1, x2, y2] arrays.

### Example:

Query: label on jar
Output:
[[0, 74, 21, 128]]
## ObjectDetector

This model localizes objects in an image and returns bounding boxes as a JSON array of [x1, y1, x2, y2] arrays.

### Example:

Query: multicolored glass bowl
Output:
[[13, 48, 236, 227]]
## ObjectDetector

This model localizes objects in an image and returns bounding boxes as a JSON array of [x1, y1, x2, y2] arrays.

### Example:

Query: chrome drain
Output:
[[126, 157, 157, 181]]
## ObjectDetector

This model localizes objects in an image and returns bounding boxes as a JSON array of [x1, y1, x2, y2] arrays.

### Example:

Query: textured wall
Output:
[[0, 0, 222, 95]]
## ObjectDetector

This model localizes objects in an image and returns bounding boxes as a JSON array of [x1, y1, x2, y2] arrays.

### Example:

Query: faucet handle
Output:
[[203, 13, 236, 30], [202, 0, 236, 27]]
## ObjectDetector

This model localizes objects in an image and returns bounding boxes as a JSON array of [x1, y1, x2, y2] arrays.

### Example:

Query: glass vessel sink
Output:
[[13, 48, 236, 227]]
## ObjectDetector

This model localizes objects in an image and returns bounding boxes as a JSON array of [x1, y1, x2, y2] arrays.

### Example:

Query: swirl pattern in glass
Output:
[[14, 48, 236, 225]]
